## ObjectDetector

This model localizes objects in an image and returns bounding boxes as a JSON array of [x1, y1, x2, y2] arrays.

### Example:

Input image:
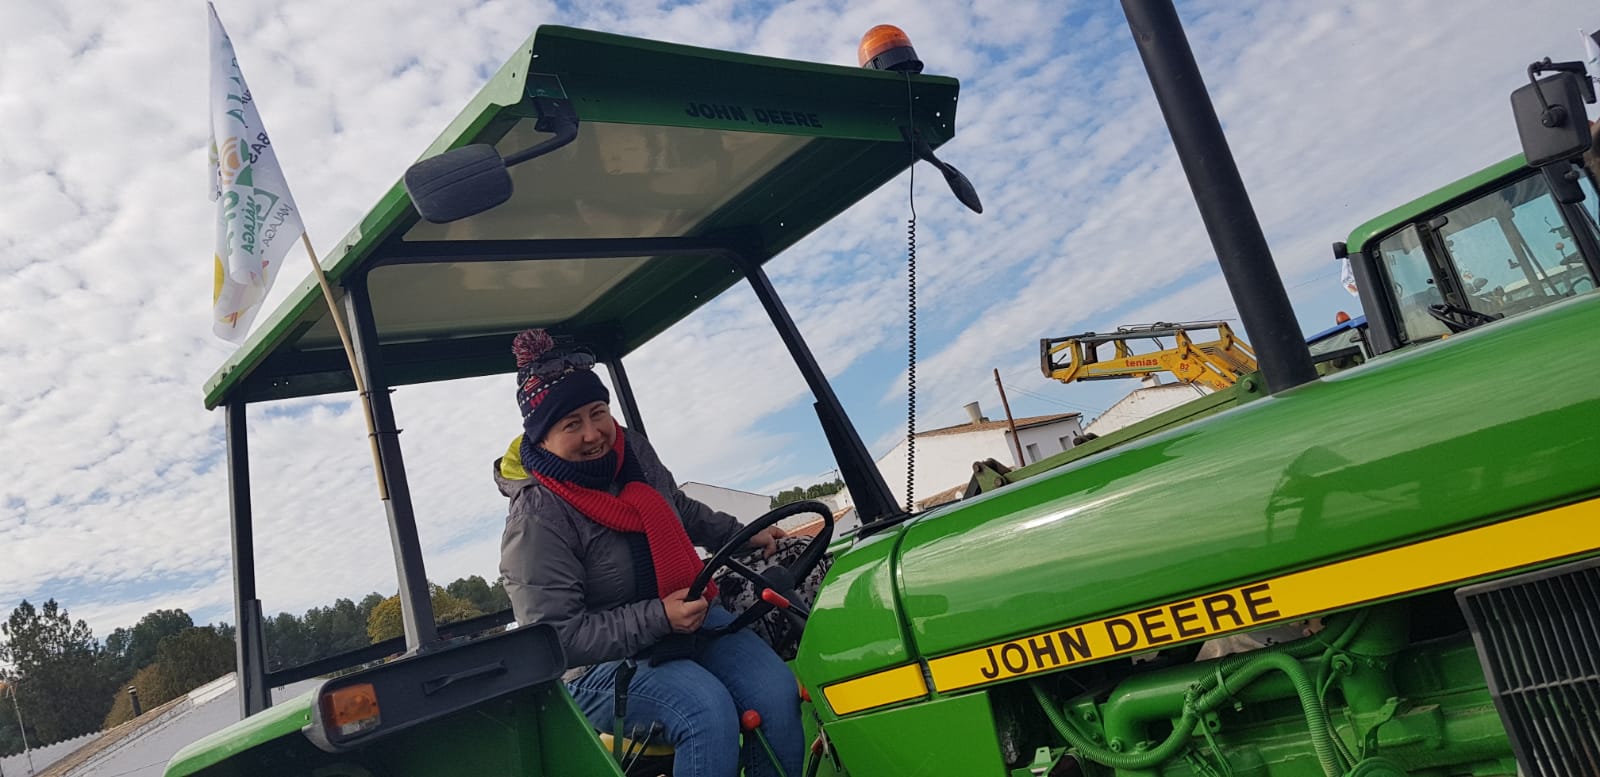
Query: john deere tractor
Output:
[[169, 4, 1598, 777]]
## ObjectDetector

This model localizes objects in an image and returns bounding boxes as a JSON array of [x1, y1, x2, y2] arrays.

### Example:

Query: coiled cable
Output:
[[904, 71, 918, 514]]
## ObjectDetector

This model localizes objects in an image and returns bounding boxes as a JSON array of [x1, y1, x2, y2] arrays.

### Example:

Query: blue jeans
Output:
[[568, 607, 804, 777]]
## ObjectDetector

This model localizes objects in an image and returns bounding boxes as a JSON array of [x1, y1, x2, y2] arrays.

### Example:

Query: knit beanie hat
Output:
[[514, 329, 610, 445]]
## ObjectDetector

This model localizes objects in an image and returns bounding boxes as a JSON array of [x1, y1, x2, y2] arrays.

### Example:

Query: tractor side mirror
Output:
[[404, 144, 514, 224], [404, 96, 580, 223], [1510, 66, 1592, 167]]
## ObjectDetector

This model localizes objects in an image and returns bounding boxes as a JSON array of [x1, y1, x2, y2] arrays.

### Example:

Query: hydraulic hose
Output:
[[1032, 682, 1202, 771], [1317, 609, 1371, 770], [1195, 652, 1340, 777], [1034, 651, 1342, 777]]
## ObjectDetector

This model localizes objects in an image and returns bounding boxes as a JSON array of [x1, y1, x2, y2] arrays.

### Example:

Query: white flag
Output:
[[1585, 29, 1600, 79], [1580, 30, 1593, 119], [1339, 257, 1360, 299], [209, 3, 305, 342]]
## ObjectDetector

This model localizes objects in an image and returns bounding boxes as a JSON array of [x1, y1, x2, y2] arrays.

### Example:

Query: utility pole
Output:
[[994, 369, 1027, 466], [4, 683, 32, 776]]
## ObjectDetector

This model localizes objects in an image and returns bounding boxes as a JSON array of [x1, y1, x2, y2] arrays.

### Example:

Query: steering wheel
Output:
[[687, 500, 834, 636], [1426, 303, 1500, 333]]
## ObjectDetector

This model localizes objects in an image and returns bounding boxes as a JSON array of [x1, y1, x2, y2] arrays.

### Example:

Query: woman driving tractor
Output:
[[496, 328, 804, 777]]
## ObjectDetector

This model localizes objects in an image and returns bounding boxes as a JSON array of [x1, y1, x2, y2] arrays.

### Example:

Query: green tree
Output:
[[302, 599, 369, 659], [446, 575, 511, 614], [0, 600, 118, 745], [101, 663, 163, 729], [152, 627, 234, 695], [357, 592, 386, 624], [99, 608, 197, 692], [367, 587, 483, 643], [262, 611, 312, 672], [104, 627, 132, 666], [123, 609, 194, 672], [770, 478, 844, 508], [769, 487, 800, 509], [102, 625, 240, 729], [487, 577, 512, 612], [366, 598, 401, 644], [260, 596, 381, 672], [0, 680, 27, 756]]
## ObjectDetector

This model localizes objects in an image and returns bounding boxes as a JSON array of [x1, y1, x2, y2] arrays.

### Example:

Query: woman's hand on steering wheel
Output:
[[747, 525, 787, 557], [686, 500, 834, 636], [662, 587, 709, 633]]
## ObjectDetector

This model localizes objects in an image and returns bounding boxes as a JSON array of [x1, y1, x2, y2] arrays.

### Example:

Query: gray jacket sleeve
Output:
[[499, 494, 672, 668], [631, 431, 742, 550]]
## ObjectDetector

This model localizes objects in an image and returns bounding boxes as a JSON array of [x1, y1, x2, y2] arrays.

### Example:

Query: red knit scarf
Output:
[[530, 428, 715, 600]]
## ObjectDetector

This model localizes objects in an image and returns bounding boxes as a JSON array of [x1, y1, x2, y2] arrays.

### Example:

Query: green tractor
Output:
[[169, 6, 1600, 777], [1333, 128, 1600, 358]]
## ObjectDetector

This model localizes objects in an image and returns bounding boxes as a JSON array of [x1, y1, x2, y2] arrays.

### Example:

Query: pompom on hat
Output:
[[514, 328, 610, 444], [512, 328, 556, 368]]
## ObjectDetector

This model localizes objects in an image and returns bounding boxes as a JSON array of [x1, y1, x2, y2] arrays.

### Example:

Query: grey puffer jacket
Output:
[[496, 428, 741, 673]]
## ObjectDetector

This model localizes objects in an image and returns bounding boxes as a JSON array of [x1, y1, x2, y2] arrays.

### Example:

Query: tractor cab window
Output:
[[1435, 173, 1598, 319], [1581, 167, 1600, 227], [1376, 226, 1449, 342], [1586, 180, 1600, 227], [1306, 322, 1368, 364]]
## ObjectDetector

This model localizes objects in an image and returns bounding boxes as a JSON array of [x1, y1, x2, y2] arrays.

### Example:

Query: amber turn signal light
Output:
[[858, 25, 923, 73], [323, 683, 382, 737]]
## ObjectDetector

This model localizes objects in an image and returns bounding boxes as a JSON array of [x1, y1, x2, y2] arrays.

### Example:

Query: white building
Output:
[[875, 402, 1084, 508], [1084, 377, 1210, 438], [679, 481, 859, 537], [679, 482, 772, 523], [809, 490, 860, 534], [816, 489, 852, 514], [6, 674, 321, 777]]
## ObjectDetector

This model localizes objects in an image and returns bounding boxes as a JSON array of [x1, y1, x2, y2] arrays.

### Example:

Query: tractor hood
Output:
[[900, 295, 1600, 668], [803, 294, 1600, 713]]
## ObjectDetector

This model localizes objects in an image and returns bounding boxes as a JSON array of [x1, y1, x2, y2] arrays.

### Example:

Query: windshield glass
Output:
[[1585, 169, 1600, 227], [1307, 324, 1365, 358], [1435, 173, 1598, 318], [1376, 226, 1449, 341]]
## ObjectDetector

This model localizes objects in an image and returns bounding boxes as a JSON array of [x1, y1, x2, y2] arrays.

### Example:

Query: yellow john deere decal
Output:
[[822, 664, 928, 716], [927, 497, 1600, 693]]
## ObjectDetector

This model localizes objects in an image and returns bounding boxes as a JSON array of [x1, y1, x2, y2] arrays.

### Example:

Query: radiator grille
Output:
[[1457, 556, 1600, 777]]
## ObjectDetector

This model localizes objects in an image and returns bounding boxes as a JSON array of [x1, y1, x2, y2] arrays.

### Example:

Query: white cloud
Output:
[[0, 0, 1591, 640]]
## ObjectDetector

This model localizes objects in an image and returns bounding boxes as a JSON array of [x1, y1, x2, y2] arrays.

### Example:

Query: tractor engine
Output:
[[998, 595, 1519, 777]]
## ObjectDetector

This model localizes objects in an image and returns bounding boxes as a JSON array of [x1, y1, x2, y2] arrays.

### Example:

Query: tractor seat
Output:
[[596, 731, 675, 758], [596, 707, 785, 775], [598, 727, 676, 777]]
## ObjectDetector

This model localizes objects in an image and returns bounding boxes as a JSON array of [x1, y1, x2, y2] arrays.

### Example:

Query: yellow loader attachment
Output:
[[1040, 321, 1258, 391]]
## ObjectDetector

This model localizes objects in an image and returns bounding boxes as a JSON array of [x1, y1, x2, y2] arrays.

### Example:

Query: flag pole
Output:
[[300, 233, 390, 500]]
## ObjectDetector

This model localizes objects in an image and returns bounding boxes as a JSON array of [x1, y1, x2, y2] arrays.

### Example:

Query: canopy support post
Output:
[[226, 401, 272, 716], [605, 357, 648, 438], [344, 274, 439, 650], [733, 256, 899, 522]]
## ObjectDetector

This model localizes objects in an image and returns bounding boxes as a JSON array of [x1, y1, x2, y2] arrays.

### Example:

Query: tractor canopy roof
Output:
[[203, 25, 959, 410]]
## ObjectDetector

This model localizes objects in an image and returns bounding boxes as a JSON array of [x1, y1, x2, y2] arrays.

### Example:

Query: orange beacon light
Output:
[[858, 25, 922, 73]]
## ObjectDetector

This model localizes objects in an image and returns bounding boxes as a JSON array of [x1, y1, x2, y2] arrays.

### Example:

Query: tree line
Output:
[[769, 478, 844, 509], [0, 576, 509, 755]]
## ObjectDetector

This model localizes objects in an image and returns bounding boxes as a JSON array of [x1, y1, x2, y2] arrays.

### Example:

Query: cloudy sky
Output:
[[1, 0, 1594, 638]]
